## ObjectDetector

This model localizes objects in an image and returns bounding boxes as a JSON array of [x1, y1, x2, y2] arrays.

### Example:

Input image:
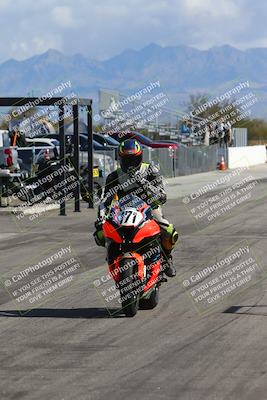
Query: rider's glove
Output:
[[95, 217, 103, 229], [93, 218, 105, 247]]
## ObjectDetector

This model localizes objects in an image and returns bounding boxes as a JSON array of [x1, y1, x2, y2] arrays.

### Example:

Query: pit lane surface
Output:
[[0, 166, 266, 400]]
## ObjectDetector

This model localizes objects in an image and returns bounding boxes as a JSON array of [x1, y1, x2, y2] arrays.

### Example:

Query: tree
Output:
[[186, 94, 242, 126], [0, 118, 9, 130], [240, 118, 267, 142]]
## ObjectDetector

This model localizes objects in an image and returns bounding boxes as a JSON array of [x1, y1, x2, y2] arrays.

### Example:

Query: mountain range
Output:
[[0, 43, 266, 117]]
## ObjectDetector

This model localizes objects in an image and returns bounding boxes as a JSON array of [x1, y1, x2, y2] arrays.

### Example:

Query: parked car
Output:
[[93, 132, 151, 152], [16, 138, 60, 173], [25, 138, 60, 155], [109, 131, 179, 149], [79, 136, 117, 176], [79, 134, 116, 152], [45, 133, 115, 152], [26, 148, 104, 204], [93, 133, 120, 147], [157, 139, 180, 145]]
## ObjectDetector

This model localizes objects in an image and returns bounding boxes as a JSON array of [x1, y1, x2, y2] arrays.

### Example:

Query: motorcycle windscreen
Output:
[[118, 194, 146, 211], [111, 195, 149, 228]]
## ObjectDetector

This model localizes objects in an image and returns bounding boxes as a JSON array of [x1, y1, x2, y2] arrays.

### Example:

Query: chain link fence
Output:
[[143, 145, 219, 177], [17, 145, 218, 179]]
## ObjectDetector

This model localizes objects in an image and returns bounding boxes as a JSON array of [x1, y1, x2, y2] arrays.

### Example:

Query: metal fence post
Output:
[[87, 102, 93, 208], [59, 104, 66, 216], [73, 102, 80, 212]]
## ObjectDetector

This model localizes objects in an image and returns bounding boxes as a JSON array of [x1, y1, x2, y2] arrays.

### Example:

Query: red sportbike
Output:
[[103, 194, 166, 317]]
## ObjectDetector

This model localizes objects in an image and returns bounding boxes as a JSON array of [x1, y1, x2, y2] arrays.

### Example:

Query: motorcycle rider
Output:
[[94, 138, 178, 277]]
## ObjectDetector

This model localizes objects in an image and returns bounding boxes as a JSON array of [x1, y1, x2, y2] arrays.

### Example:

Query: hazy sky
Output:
[[0, 0, 266, 62]]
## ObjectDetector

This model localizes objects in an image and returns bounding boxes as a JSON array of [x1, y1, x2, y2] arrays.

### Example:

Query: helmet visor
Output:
[[120, 153, 142, 172]]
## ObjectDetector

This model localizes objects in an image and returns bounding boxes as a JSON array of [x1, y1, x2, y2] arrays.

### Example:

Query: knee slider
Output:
[[167, 224, 179, 245], [161, 224, 178, 250]]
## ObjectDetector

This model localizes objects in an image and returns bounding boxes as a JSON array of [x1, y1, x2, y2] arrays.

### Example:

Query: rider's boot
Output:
[[164, 254, 176, 277], [161, 227, 178, 278]]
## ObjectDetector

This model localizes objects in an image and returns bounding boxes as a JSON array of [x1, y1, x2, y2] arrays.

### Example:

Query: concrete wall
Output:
[[228, 145, 266, 169]]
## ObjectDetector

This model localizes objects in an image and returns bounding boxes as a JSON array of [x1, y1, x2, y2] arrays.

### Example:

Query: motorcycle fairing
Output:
[[103, 220, 123, 243], [109, 252, 145, 282], [143, 260, 161, 293]]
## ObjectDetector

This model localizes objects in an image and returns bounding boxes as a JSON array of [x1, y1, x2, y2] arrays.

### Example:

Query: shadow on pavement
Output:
[[0, 308, 123, 318], [224, 305, 267, 316]]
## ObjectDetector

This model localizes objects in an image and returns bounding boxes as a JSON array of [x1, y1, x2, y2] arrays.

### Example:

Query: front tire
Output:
[[122, 298, 139, 317], [119, 259, 140, 317], [139, 286, 159, 310]]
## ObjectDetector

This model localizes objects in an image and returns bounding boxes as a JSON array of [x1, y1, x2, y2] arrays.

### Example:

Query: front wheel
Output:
[[139, 286, 159, 310], [122, 297, 139, 318], [119, 259, 141, 317]]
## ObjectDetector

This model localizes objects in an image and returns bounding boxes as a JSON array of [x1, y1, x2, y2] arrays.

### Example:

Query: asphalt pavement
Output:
[[0, 165, 267, 400]]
